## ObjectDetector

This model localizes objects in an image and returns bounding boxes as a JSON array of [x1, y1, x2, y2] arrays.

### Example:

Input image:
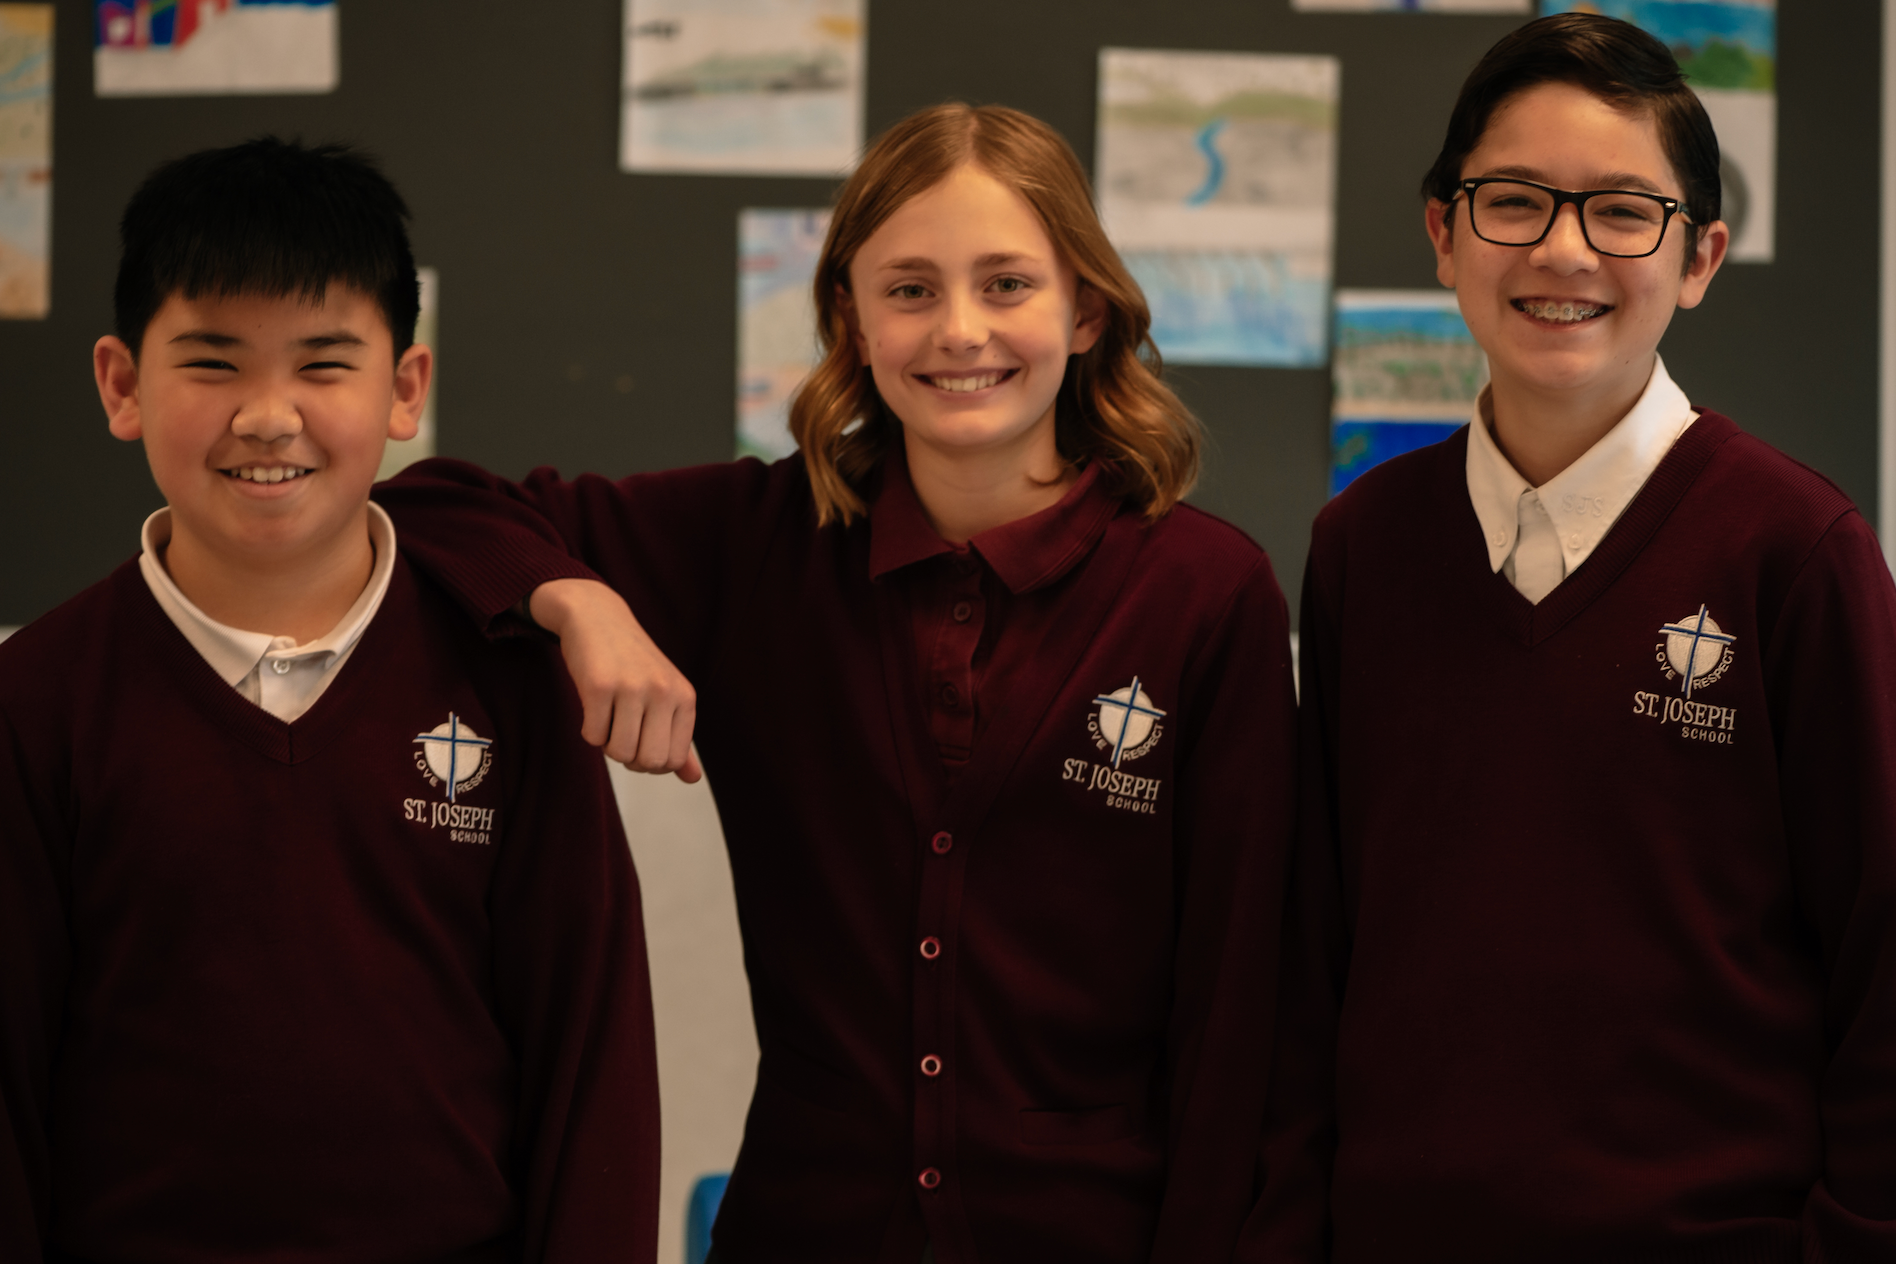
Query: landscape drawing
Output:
[[737, 209, 829, 460], [622, 0, 864, 176], [1096, 48, 1340, 367], [93, 0, 338, 96], [0, 4, 50, 319], [1543, 0, 1774, 261], [1330, 290, 1485, 495]]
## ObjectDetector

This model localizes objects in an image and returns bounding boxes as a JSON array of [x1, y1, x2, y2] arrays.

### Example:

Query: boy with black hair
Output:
[[1291, 13, 1896, 1260], [0, 138, 660, 1263]]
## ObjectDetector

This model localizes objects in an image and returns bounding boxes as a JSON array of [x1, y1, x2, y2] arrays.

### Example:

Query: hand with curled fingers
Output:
[[529, 578, 702, 783]]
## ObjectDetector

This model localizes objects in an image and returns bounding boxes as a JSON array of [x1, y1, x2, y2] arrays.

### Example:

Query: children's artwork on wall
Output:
[[1541, 0, 1774, 262], [376, 267, 438, 481], [622, 0, 864, 177], [737, 209, 827, 460], [1292, 0, 1528, 11], [93, 0, 337, 96], [0, 4, 50, 320], [1330, 290, 1485, 494], [1096, 48, 1340, 367]]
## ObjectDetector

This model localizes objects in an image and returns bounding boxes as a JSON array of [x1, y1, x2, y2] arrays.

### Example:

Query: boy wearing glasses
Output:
[[1286, 13, 1896, 1260]]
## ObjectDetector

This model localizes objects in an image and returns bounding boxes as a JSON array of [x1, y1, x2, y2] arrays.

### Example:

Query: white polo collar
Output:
[[1466, 355, 1695, 576], [138, 502, 397, 689]]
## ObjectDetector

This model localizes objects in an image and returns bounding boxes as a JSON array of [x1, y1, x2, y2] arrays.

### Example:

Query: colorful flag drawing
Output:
[[94, 0, 337, 96]]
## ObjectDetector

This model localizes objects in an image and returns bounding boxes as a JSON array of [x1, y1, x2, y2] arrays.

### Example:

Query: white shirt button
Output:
[[270, 658, 293, 675], [1491, 531, 1507, 548], [1567, 533, 1583, 549]]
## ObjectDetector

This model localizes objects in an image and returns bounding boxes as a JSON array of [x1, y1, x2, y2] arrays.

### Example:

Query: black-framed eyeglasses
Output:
[[1457, 177, 1690, 259]]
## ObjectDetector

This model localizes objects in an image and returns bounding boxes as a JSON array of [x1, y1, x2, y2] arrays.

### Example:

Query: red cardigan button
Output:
[[919, 936, 941, 959], [918, 1167, 941, 1190], [920, 1054, 942, 1077], [930, 831, 953, 854]]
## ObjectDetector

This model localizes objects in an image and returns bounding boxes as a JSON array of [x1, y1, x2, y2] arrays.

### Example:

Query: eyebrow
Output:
[[873, 251, 1040, 273], [1478, 164, 1667, 195], [167, 330, 370, 350]]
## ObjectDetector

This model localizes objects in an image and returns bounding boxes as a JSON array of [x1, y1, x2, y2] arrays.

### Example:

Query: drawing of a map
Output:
[[737, 209, 829, 460], [623, 0, 864, 176], [1097, 49, 1339, 367], [0, 4, 50, 319], [1330, 290, 1485, 494]]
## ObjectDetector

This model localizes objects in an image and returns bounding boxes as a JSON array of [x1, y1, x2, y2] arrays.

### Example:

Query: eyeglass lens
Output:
[[1467, 181, 1669, 256]]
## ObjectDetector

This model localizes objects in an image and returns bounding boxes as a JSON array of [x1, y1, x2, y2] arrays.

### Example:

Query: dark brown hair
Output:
[[1422, 12, 1721, 261], [789, 103, 1202, 526]]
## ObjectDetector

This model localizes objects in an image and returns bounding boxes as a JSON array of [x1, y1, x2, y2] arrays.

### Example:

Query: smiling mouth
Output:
[[1514, 298, 1612, 324], [222, 466, 313, 484], [920, 369, 1016, 393]]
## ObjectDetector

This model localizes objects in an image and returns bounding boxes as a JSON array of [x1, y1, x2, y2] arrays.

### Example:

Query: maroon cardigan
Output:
[[0, 558, 660, 1264], [1293, 412, 1896, 1263], [375, 453, 1299, 1264]]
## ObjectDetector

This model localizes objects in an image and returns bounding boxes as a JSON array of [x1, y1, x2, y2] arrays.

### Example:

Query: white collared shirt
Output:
[[1466, 356, 1695, 604], [138, 504, 398, 722]]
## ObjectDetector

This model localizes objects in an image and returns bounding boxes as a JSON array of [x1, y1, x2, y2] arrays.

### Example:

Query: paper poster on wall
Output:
[[1330, 290, 1485, 495], [1292, 0, 1527, 11], [1096, 48, 1340, 367], [737, 209, 828, 460], [94, 0, 337, 96], [622, 0, 864, 177], [0, 4, 50, 320], [376, 267, 438, 481], [1542, 0, 1773, 262]]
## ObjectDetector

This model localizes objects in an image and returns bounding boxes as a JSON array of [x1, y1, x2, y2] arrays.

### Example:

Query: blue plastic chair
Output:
[[685, 1172, 731, 1264]]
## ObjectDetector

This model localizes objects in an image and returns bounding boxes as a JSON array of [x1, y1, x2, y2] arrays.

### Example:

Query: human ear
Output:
[[1068, 281, 1108, 357], [1425, 200, 1458, 290], [95, 336, 143, 441], [1675, 218, 1730, 311], [387, 343, 433, 442], [836, 283, 869, 366]]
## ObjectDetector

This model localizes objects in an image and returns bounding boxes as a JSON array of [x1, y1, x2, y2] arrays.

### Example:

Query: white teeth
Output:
[[1521, 299, 1606, 323], [932, 372, 1005, 393], [229, 466, 308, 483]]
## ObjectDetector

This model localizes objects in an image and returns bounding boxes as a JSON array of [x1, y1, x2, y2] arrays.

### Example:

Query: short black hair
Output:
[[1422, 13, 1721, 261], [114, 137, 419, 358]]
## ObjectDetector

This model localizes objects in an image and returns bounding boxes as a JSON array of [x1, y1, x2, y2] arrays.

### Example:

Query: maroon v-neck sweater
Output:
[[0, 558, 660, 1264], [376, 453, 1298, 1264], [1293, 413, 1896, 1263]]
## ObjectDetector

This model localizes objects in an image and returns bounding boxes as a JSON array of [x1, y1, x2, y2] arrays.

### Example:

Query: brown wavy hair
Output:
[[789, 102, 1202, 526]]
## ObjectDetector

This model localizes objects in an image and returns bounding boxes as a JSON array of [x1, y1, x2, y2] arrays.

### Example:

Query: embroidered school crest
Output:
[[1656, 604, 1736, 698], [1087, 677, 1167, 768], [412, 712, 494, 801]]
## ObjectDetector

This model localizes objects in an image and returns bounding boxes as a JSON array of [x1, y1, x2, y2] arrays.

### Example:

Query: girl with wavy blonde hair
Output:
[[793, 101, 1201, 530], [381, 100, 1299, 1263]]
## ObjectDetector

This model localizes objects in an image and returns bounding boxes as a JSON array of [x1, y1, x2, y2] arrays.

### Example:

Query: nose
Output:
[[933, 285, 988, 354], [1530, 202, 1599, 274], [230, 393, 303, 444]]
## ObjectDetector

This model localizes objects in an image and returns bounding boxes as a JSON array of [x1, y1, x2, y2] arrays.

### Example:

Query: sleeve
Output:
[[372, 456, 789, 678], [487, 657, 662, 1264], [1233, 537, 1347, 1263], [0, 702, 69, 1260], [1145, 555, 1301, 1264], [1764, 513, 1896, 1257]]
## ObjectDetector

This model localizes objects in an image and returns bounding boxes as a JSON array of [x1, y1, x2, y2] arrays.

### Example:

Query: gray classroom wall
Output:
[[0, 0, 1881, 627]]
